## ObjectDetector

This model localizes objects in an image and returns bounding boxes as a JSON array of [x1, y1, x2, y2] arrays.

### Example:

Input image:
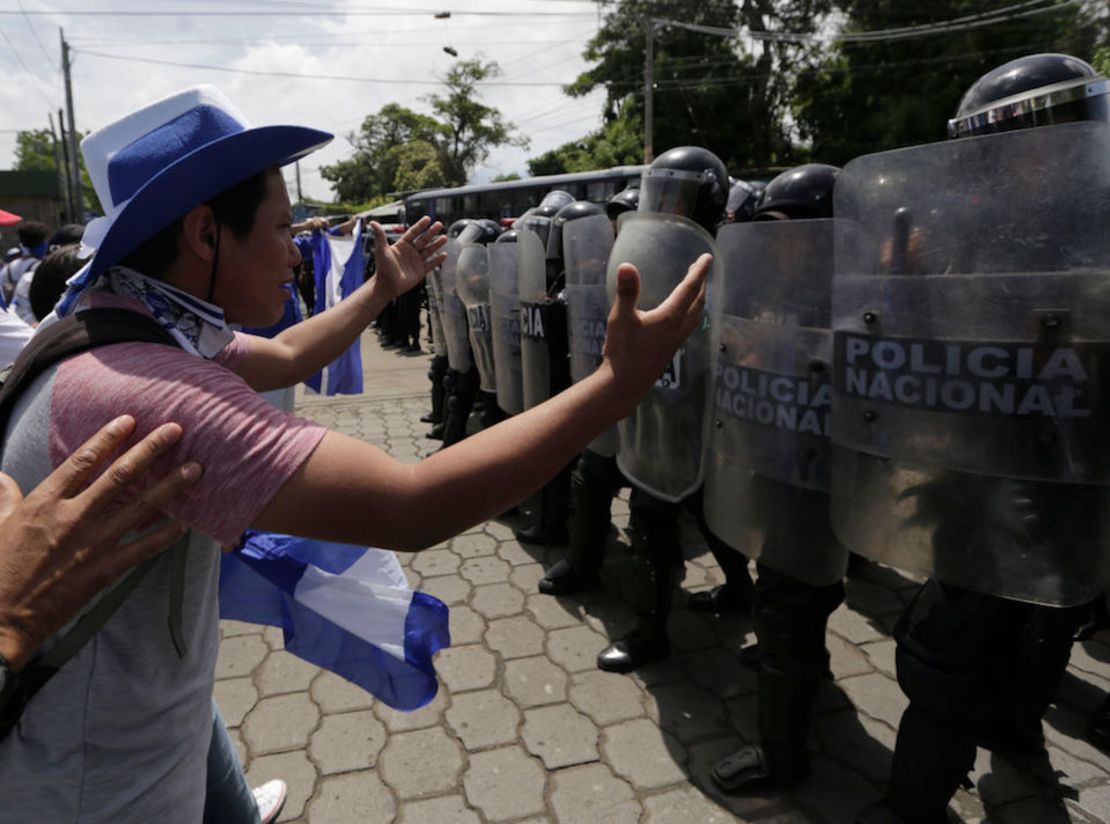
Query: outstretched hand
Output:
[[371, 216, 448, 302], [600, 253, 710, 414], [0, 416, 202, 670]]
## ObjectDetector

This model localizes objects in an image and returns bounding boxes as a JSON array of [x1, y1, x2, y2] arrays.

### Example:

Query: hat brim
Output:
[[86, 124, 332, 278]]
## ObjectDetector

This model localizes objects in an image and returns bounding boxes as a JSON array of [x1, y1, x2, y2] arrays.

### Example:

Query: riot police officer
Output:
[[437, 218, 481, 446], [515, 190, 577, 544], [846, 54, 1110, 823], [709, 163, 850, 792], [456, 218, 504, 429], [593, 147, 755, 673], [489, 229, 525, 420]]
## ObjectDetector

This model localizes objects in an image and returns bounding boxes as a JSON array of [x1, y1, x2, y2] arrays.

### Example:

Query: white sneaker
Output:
[[252, 779, 287, 824]]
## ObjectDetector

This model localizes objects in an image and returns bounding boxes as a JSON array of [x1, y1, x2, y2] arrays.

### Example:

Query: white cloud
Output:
[[0, 0, 611, 205]]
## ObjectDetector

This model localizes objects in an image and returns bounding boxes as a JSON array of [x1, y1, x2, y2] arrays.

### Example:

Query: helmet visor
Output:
[[639, 168, 706, 219], [948, 77, 1109, 138]]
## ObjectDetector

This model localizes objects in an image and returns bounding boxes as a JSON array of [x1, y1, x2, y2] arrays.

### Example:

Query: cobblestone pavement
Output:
[[216, 332, 1110, 823]]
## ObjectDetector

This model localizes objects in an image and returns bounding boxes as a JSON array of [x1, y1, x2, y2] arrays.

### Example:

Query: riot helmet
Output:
[[753, 164, 838, 222], [517, 189, 574, 246], [495, 229, 519, 244], [546, 200, 606, 261], [447, 218, 475, 239], [639, 145, 729, 232], [725, 179, 762, 223], [606, 186, 640, 222], [457, 218, 501, 246], [948, 53, 1108, 139]]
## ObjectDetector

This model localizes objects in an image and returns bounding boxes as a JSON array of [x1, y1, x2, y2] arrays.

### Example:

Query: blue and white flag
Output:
[[219, 530, 450, 711], [305, 225, 365, 395]]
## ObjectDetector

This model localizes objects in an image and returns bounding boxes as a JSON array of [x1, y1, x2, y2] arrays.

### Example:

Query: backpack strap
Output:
[[0, 308, 187, 740]]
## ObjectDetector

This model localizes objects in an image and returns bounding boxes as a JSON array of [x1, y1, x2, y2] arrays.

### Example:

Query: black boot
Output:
[[539, 454, 616, 595], [712, 668, 817, 791], [515, 465, 571, 545], [879, 704, 976, 824], [441, 368, 477, 448], [421, 356, 447, 424]]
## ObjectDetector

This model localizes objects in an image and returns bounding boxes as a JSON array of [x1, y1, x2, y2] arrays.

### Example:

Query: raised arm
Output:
[[254, 256, 709, 550], [231, 218, 447, 392]]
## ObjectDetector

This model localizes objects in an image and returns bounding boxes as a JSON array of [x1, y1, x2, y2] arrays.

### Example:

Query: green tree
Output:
[[425, 58, 529, 186], [15, 128, 102, 214], [392, 140, 449, 191], [793, 1, 1109, 164]]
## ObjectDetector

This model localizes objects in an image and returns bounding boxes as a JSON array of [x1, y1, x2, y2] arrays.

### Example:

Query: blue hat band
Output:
[[109, 104, 244, 205]]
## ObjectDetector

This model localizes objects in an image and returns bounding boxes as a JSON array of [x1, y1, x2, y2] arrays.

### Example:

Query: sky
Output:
[[0, 0, 612, 204]]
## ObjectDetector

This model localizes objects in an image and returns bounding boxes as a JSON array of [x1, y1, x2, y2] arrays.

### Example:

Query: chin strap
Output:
[[206, 224, 222, 304]]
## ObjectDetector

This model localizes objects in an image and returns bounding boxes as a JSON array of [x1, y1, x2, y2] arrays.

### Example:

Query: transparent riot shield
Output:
[[438, 239, 472, 372], [564, 213, 617, 456], [703, 220, 847, 585], [456, 243, 496, 393], [606, 212, 720, 502], [489, 244, 523, 415], [830, 120, 1110, 606], [426, 266, 448, 358], [518, 228, 552, 410]]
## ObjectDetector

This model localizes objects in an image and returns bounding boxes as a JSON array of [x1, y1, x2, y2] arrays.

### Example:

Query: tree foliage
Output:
[[321, 58, 525, 201], [15, 128, 102, 214], [527, 105, 643, 176]]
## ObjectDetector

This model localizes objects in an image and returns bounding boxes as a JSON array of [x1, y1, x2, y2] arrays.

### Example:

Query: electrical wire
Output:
[[1, 8, 599, 18]]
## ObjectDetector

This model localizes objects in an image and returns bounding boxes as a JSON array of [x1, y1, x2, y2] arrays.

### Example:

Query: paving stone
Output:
[[686, 647, 759, 699], [459, 555, 511, 585], [306, 772, 397, 821], [397, 794, 480, 824], [629, 652, 688, 689], [420, 574, 472, 606], [486, 615, 545, 659], [521, 704, 599, 768], [221, 620, 261, 638], [860, 639, 897, 679], [484, 520, 517, 541], [1074, 783, 1110, 823], [213, 676, 257, 728], [827, 604, 886, 645], [792, 755, 880, 823], [309, 710, 387, 775], [643, 785, 747, 823], [496, 538, 538, 566], [827, 632, 875, 680], [504, 656, 568, 708], [256, 649, 320, 697], [603, 717, 688, 789], [569, 669, 646, 726], [449, 605, 486, 645], [525, 592, 586, 629], [445, 689, 521, 749], [550, 763, 641, 824], [969, 748, 1036, 808], [470, 583, 525, 619], [434, 644, 496, 692], [452, 532, 499, 559], [815, 706, 896, 783], [463, 745, 546, 821], [262, 625, 285, 651], [245, 750, 317, 822], [411, 548, 460, 577], [215, 634, 269, 679], [839, 671, 908, 731], [644, 681, 727, 744], [242, 692, 320, 755], [373, 686, 449, 734], [1043, 704, 1110, 775], [546, 625, 610, 673], [379, 727, 464, 799], [509, 562, 547, 592], [311, 671, 375, 714]]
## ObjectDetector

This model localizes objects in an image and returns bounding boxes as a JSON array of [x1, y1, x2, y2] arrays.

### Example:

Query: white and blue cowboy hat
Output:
[[57, 85, 332, 315]]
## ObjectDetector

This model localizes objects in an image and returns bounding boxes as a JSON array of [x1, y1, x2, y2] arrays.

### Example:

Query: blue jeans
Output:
[[204, 700, 259, 824]]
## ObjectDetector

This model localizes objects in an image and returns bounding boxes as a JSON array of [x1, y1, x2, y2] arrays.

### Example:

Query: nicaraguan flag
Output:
[[306, 225, 365, 394], [219, 530, 450, 711]]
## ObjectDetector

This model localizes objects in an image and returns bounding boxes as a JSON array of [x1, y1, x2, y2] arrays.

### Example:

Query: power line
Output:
[[17, 0, 56, 71], [1, 8, 598, 18]]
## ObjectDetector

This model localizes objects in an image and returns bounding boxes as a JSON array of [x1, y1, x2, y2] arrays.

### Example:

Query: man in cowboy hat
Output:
[[0, 85, 707, 822]]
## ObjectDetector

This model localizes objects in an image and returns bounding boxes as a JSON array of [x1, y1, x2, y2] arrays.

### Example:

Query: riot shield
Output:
[[518, 228, 552, 410], [456, 243, 497, 393], [564, 213, 617, 456], [606, 212, 720, 502], [426, 266, 448, 358], [830, 120, 1110, 606], [438, 239, 472, 372], [702, 220, 846, 585], [489, 244, 523, 414]]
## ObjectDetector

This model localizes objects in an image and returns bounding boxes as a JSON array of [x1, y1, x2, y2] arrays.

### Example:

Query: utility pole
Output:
[[57, 108, 75, 222], [295, 160, 304, 203], [643, 17, 654, 164], [48, 112, 72, 222], [60, 29, 83, 219]]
